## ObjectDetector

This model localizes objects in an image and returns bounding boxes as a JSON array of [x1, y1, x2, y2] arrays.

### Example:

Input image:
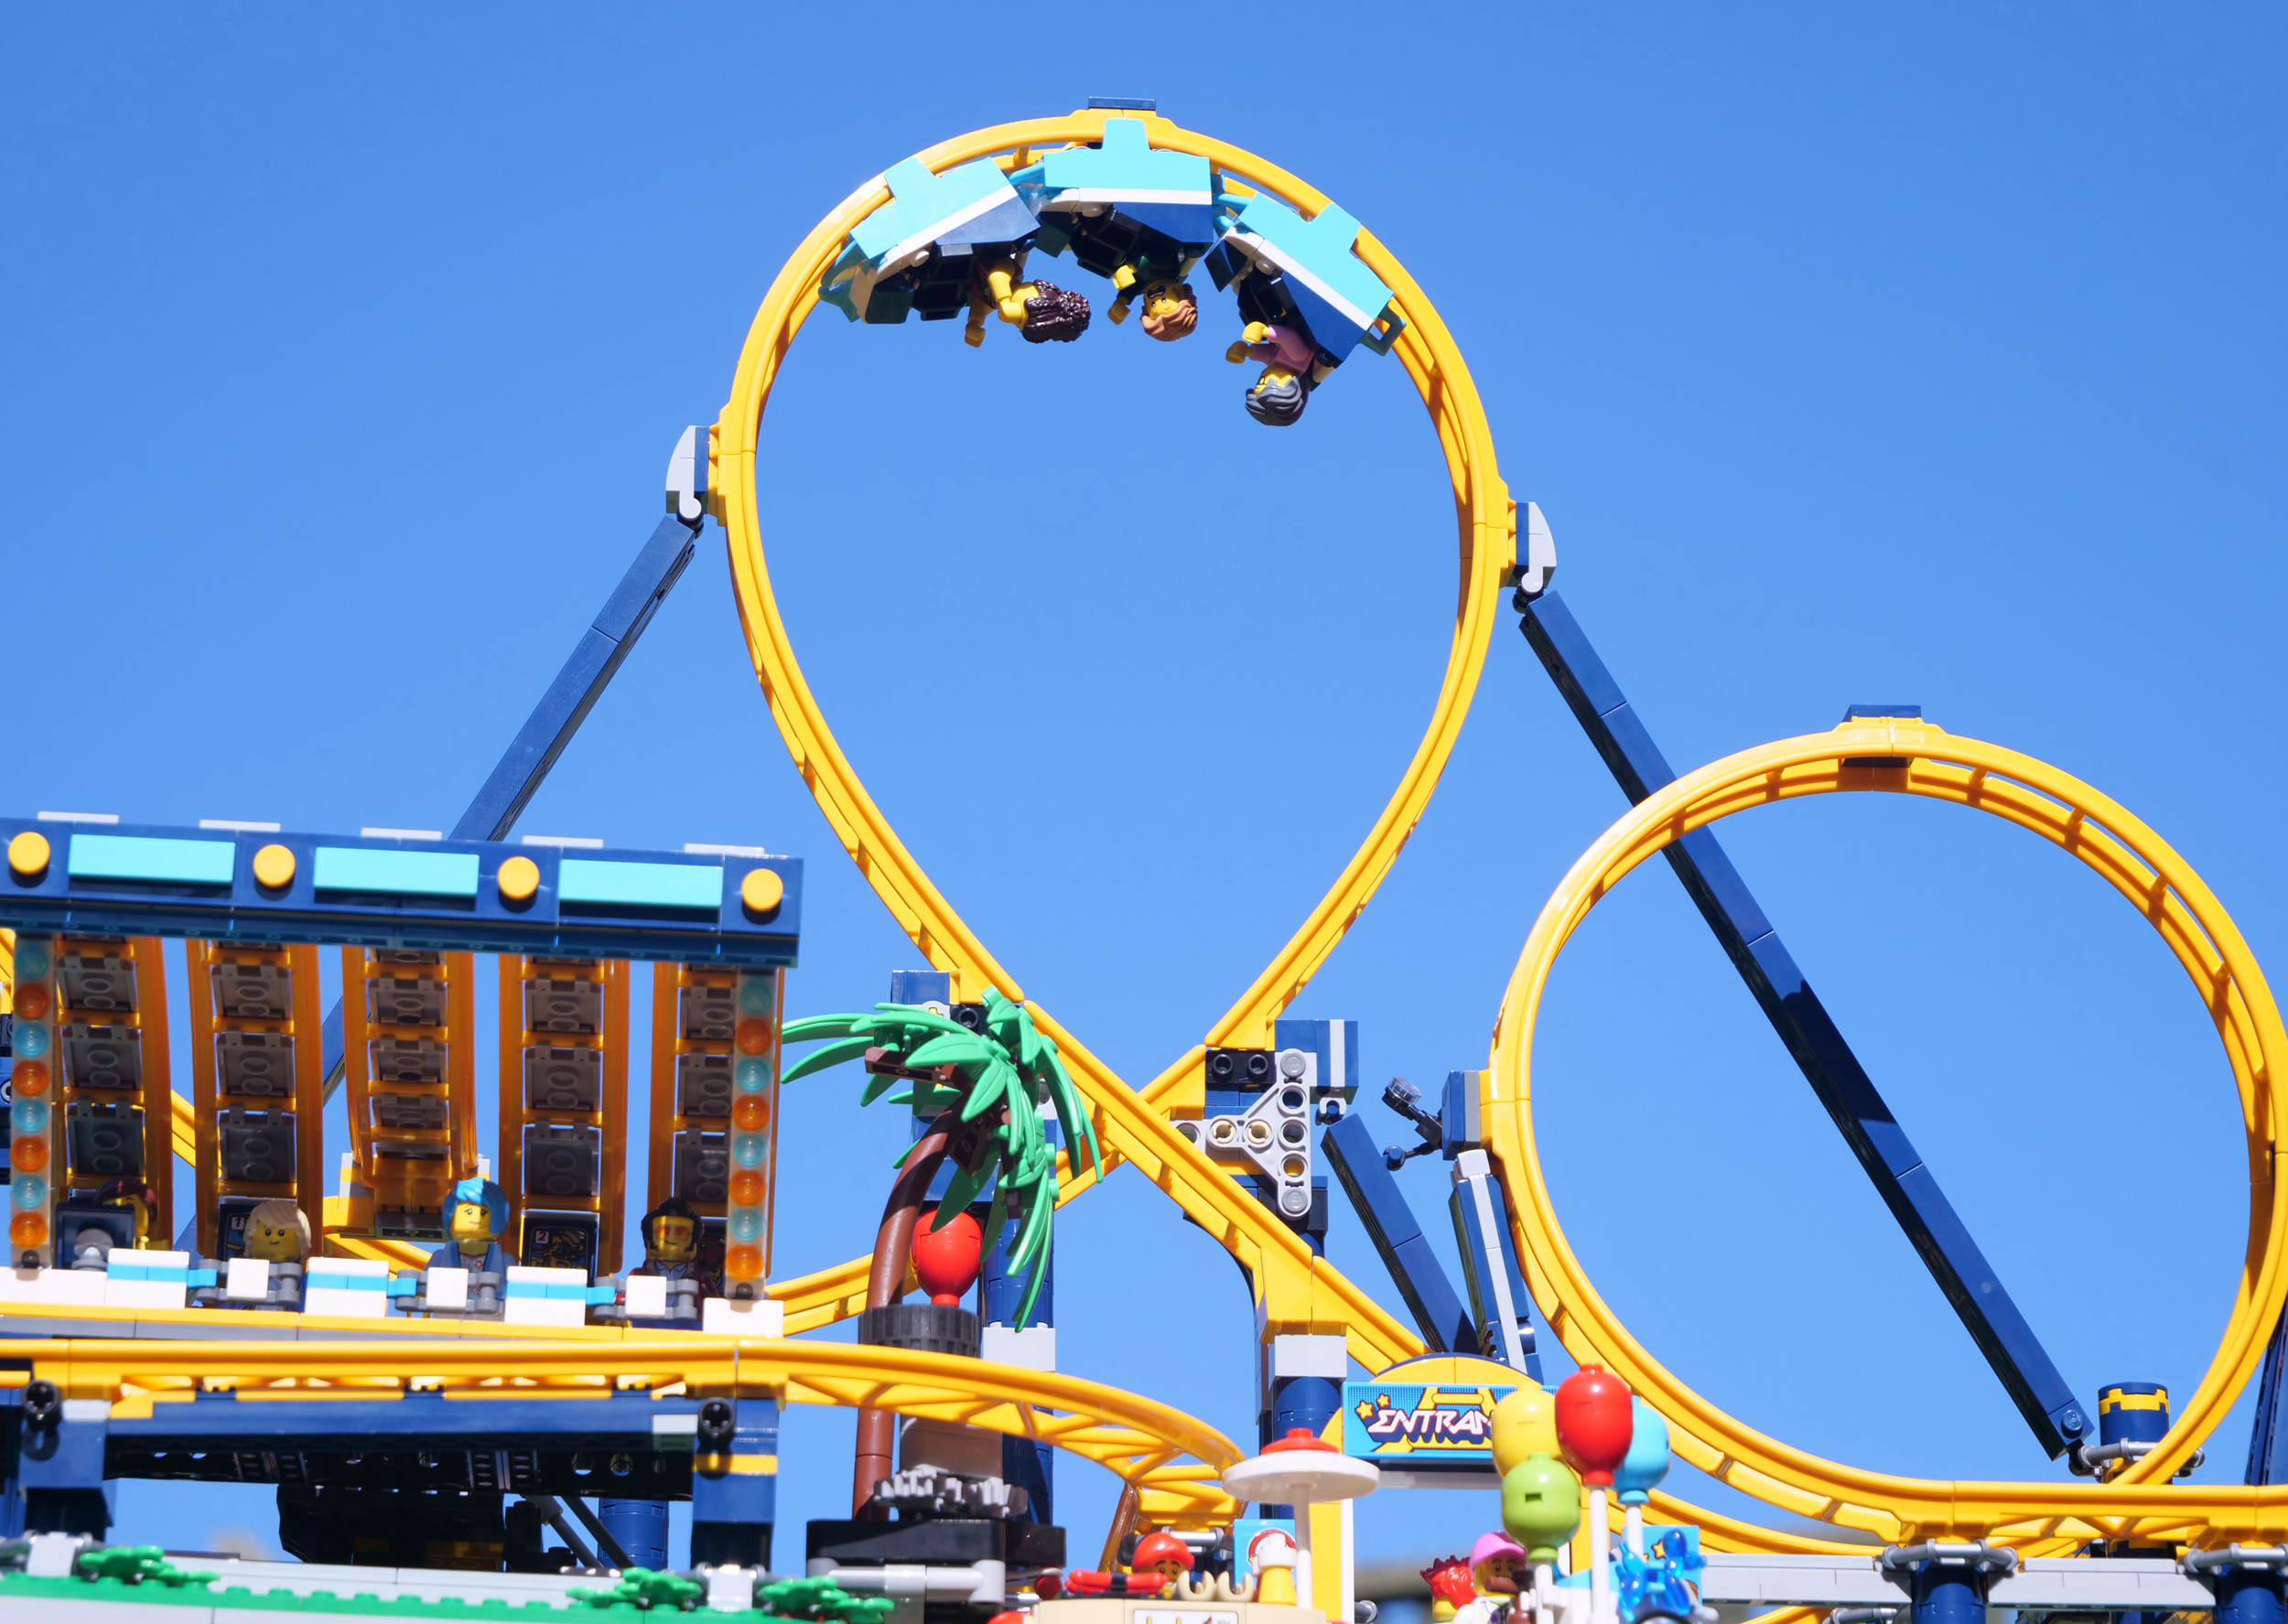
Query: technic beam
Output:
[[1484, 715, 2288, 1549], [1516, 590, 2088, 1458], [0, 820, 798, 969]]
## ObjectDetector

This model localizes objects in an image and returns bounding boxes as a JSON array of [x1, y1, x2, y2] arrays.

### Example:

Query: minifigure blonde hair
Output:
[[246, 1199, 311, 1261]]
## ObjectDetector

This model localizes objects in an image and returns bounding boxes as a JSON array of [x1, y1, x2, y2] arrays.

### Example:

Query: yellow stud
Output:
[[498, 855, 541, 904], [251, 843, 297, 890], [6, 830, 50, 881], [1491, 1384, 1560, 1475], [740, 867, 784, 918]]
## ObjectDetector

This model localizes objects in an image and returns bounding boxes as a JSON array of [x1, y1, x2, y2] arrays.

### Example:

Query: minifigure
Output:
[[243, 1199, 310, 1264], [1118, 277, 1200, 339], [1129, 1532, 1193, 1598], [1247, 1526, 1298, 1607], [965, 260, 1090, 347], [94, 1177, 158, 1245], [631, 1196, 720, 1298], [1056, 1530, 1193, 1600], [428, 1176, 513, 1274], [1224, 319, 1317, 428], [1422, 1555, 1476, 1623], [1454, 1531, 1528, 1624]]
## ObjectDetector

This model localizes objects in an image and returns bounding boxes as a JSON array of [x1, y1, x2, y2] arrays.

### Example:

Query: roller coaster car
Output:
[[1202, 190, 1405, 368], [1012, 119, 1218, 300], [821, 156, 1043, 326]]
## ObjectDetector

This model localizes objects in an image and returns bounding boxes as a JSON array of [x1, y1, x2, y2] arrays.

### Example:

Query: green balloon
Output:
[[1501, 1453, 1581, 1563]]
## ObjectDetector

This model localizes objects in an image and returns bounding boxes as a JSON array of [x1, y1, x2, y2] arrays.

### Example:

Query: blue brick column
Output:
[[600, 1499, 670, 1570], [690, 1397, 777, 1569]]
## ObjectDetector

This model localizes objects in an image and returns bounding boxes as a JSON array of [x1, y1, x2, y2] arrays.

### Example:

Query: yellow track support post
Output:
[[46, 936, 172, 1241], [1485, 716, 2288, 1549], [497, 955, 630, 1275], [645, 963, 738, 1273], [184, 941, 326, 1258], [715, 110, 1506, 1371], [342, 948, 477, 1241]]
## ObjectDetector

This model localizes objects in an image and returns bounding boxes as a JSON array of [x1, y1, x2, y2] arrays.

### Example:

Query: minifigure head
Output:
[[642, 1197, 699, 1264], [1131, 1531, 1194, 1580], [1469, 1531, 1528, 1596], [243, 1198, 310, 1264], [1246, 366, 1308, 427], [94, 1177, 157, 1243], [1139, 280, 1198, 342], [448, 1176, 510, 1251], [1017, 281, 1091, 343], [1422, 1556, 1476, 1620]]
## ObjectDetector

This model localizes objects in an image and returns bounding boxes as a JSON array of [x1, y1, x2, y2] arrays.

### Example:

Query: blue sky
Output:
[[3, 0, 2284, 1576]]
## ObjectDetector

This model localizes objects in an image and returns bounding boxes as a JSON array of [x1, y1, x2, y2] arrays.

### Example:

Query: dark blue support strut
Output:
[[319, 495, 704, 1090], [1321, 1112, 1477, 1356], [1517, 588, 2087, 1457]]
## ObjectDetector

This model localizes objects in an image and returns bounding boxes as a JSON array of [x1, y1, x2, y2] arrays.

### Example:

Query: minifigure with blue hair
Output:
[[429, 1177, 513, 1275]]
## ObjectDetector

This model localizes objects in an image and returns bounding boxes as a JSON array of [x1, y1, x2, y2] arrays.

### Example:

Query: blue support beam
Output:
[[1517, 588, 2087, 1457], [1322, 1111, 1477, 1355]]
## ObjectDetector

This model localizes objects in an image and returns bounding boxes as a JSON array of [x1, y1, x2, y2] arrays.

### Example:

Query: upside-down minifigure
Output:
[[1225, 321, 1318, 426], [965, 259, 1091, 348]]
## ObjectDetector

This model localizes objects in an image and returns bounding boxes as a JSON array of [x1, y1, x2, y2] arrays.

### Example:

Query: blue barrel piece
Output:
[[1909, 1563, 1989, 1624], [2099, 1382, 2172, 1447], [2217, 1565, 2288, 1624], [600, 1499, 670, 1571]]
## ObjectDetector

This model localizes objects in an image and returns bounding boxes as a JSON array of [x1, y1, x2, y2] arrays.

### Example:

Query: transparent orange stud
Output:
[[735, 1018, 772, 1055], [11, 1060, 48, 1098], [9, 1212, 46, 1248], [728, 1170, 766, 1206], [10, 1138, 46, 1173], [725, 1244, 763, 1281]]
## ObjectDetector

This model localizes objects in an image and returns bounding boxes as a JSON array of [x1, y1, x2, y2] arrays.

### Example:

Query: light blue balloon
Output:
[[11, 1021, 46, 1059], [1613, 1397, 1670, 1505]]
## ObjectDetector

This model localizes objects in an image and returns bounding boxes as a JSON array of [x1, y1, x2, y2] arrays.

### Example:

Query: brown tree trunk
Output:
[[850, 1109, 958, 1517]]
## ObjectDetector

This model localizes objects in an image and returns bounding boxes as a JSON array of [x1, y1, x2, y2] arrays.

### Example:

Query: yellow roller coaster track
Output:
[[24, 115, 2285, 1563], [712, 107, 1508, 1370], [1488, 715, 2288, 1548], [8, 1335, 1241, 1526]]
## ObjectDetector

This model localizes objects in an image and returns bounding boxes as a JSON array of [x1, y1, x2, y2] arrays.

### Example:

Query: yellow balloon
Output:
[[1491, 1385, 1559, 1475]]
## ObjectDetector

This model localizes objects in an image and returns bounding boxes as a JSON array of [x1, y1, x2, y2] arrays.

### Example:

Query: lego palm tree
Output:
[[781, 987, 1100, 1512]]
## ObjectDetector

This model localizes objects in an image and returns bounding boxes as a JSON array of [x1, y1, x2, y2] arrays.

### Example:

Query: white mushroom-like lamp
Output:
[[1220, 1428, 1381, 1615]]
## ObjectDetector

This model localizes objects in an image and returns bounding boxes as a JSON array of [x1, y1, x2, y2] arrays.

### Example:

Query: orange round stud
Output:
[[732, 1095, 771, 1131], [5, 830, 49, 881], [728, 1170, 766, 1206], [739, 867, 784, 919], [497, 855, 541, 904], [735, 1018, 772, 1055], [252, 843, 297, 889], [12, 984, 47, 1021], [9, 1061, 46, 1098], [10, 1137, 46, 1172], [724, 1243, 763, 1281], [9, 1212, 45, 1248]]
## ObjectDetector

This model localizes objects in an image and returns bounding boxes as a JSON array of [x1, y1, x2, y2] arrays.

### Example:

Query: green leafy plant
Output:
[[757, 1575, 899, 1623], [74, 1546, 215, 1588], [567, 1566, 707, 1611], [781, 989, 1100, 1321]]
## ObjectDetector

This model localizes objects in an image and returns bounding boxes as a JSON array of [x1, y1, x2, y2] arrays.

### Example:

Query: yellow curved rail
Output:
[[715, 109, 1508, 1366], [1485, 715, 2288, 1547], [22, 1335, 1238, 1523]]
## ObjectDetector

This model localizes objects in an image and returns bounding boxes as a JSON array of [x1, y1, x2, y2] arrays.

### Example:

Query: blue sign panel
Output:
[[1342, 1380, 1515, 1467]]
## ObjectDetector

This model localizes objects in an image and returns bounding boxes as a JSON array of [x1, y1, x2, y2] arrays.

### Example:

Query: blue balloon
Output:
[[1613, 1396, 1670, 1505]]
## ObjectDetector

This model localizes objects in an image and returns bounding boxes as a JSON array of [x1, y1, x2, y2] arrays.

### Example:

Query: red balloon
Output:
[[1554, 1364, 1634, 1486], [912, 1210, 985, 1306]]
